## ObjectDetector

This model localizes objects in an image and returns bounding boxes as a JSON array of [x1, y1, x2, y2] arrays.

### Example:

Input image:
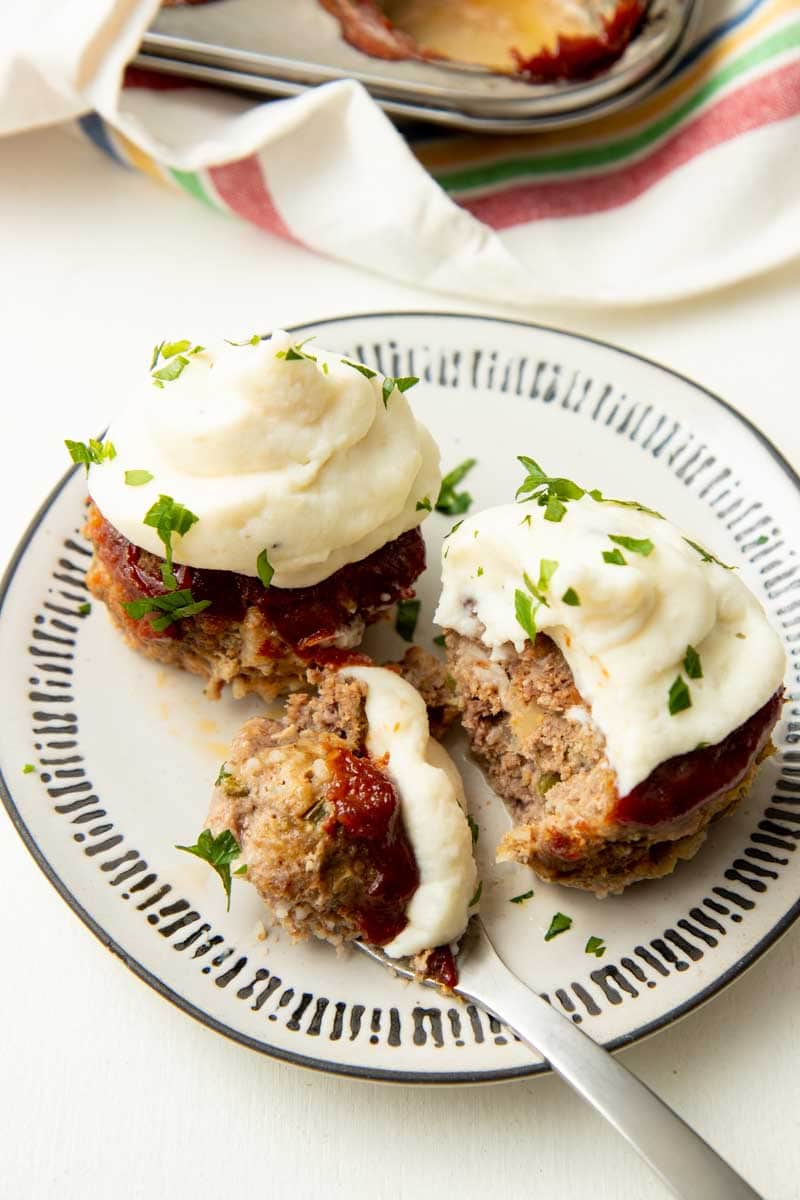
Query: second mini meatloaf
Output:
[[435, 467, 786, 895]]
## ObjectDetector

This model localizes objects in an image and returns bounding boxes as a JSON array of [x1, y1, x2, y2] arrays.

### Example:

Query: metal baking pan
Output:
[[137, 0, 700, 132]]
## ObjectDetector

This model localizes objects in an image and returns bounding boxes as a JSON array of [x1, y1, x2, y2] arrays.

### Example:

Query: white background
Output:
[[1, 125, 799, 1200]]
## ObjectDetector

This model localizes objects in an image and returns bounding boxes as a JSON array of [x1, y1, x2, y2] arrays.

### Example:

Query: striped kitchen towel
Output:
[[5, 0, 800, 305]]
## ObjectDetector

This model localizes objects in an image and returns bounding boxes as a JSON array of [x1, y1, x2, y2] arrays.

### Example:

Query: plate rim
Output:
[[2, 309, 798, 1086]]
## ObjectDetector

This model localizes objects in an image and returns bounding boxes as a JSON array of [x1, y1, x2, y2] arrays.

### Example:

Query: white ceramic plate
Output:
[[2, 312, 799, 1084]]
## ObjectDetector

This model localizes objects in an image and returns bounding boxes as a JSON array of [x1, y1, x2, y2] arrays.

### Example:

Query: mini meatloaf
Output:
[[446, 629, 782, 895], [206, 667, 476, 950], [84, 502, 425, 700]]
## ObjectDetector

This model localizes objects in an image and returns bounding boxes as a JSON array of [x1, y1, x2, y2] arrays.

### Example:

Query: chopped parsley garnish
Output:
[[175, 828, 242, 911], [520, 513, 532, 527], [65, 438, 117, 474], [510, 890, 534, 905], [537, 772, 560, 796], [562, 588, 581, 606], [342, 358, 375, 379], [436, 458, 477, 516], [585, 936, 606, 958], [602, 548, 627, 566], [544, 912, 573, 941], [683, 645, 703, 679], [476, 566, 484, 577], [755, 535, 769, 545], [608, 534, 654, 557], [124, 469, 154, 487], [22, 763, 35, 775], [416, 497, 432, 512], [444, 519, 464, 540], [469, 881, 483, 907], [515, 588, 538, 641], [467, 815, 479, 845], [668, 675, 692, 715], [151, 340, 204, 387], [433, 633, 446, 647], [225, 334, 261, 346], [215, 763, 232, 787], [516, 458, 664, 525], [143, 494, 200, 590], [395, 599, 420, 643], [123, 588, 211, 632], [257, 549, 274, 589], [381, 375, 418, 408], [78, 602, 92, 616], [276, 338, 317, 364], [233, 864, 248, 876], [683, 537, 734, 570]]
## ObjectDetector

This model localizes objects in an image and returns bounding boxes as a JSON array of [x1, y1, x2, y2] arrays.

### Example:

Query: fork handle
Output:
[[464, 964, 762, 1199]]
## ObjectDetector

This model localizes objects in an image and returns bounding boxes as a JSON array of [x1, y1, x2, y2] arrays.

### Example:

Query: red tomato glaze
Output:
[[614, 689, 782, 827], [325, 749, 420, 946], [424, 945, 459, 990], [90, 509, 425, 651]]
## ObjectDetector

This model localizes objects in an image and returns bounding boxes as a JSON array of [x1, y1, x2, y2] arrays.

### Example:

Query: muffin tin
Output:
[[136, 0, 700, 132]]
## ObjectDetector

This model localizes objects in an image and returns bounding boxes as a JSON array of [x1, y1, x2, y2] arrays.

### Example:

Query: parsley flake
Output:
[[545, 912, 573, 941], [668, 675, 692, 715], [603, 548, 627, 566], [225, 334, 261, 346], [433, 633, 446, 648], [476, 566, 484, 577], [515, 588, 538, 641], [22, 763, 35, 775], [562, 588, 581, 606], [436, 458, 477, 516], [416, 497, 432, 512], [755, 535, 769, 546], [381, 375, 419, 408], [123, 587, 211, 632], [395, 599, 420, 643], [683, 537, 734, 570], [544, 495, 567, 523], [444, 520, 464, 540], [124, 470, 154, 487], [342, 358, 375, 379], [175, 828, 242, 911], [78, 602, 91, 616], [233, 864, 248, 876], [608, 534, 654, 557], [467, 815, 479, 845], [276, 338, 317, 364], [151, 340, 204, 387], [257, 549, 274, 589], [683, 645, 703, 679], [215, 763, 232, 787], [65, 438, 116, 474], [143, 495, 200, 590], [469, 881, 483, 907], [585, 936, 606, 958], [510, 890, 534, 905]]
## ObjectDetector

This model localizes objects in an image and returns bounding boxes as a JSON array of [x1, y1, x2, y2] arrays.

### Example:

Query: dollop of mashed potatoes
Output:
[[88, 331, 440, 588]]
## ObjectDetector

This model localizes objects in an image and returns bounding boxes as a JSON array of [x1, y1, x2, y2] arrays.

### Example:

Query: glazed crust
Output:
[[83, 503, 425, 701], [445, 628, 781, 896]]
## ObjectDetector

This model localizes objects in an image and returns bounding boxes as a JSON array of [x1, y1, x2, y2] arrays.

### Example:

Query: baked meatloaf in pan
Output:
[[138, 0, 698, 132]]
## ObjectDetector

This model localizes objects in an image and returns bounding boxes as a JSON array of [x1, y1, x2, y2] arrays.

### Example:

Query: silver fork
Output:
[[357, 916, 762, 1200]]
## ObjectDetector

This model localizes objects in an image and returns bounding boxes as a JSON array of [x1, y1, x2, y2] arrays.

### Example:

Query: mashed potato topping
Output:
[[88, 331, 440, 588], [341, 666, 477, 958], [436, 496, 786, 796]]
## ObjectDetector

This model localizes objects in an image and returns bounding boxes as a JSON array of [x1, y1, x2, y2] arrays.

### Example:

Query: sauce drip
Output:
[[614, 689, 782, 827], [325, 748, 420, 946], [424, 944, 459, 990], [88, 506, 425, 651]]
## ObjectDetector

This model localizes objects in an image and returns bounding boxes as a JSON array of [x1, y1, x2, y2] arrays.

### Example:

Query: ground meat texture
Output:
[[445, 629, 781, 896], [207, 673, 420, 946], [83, 503, 426, 701]]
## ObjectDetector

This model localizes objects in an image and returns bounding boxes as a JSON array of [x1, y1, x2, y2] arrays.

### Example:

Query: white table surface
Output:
[[1, 124, 799, 1200]]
